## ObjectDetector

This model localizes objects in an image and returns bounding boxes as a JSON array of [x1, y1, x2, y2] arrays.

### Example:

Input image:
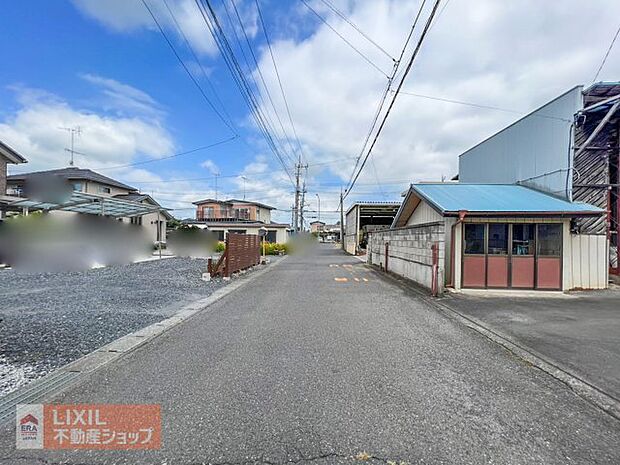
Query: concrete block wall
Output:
[[368, 222, 446, 293]]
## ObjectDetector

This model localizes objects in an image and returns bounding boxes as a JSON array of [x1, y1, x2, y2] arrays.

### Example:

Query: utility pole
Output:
[[241, 176, 247, 200], [300, 181, 306, 232], [293, 163, 301, 233], [214, 173, 220, 200], [340, 188, 345, 250], [292, 160, 308, 233]]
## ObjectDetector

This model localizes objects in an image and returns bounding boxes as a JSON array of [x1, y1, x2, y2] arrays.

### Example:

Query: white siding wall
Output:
[[406, 201, 442, 226], [563, 222, 608, 290]]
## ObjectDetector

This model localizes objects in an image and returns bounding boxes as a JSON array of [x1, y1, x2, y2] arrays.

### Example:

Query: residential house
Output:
[[310, 221, 341, 242], [344, 202, 400, 254], [6, 167, 172, 244], [310, 220, 325, 234], [0, 140, 27, 219], [190, 198, 289, 243]]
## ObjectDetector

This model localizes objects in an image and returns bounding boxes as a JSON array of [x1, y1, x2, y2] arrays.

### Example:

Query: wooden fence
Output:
[[208, 233, 261, 278]]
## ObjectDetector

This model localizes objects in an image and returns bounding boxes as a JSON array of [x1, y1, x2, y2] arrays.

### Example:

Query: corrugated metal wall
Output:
[[459, 86, 582, 199]]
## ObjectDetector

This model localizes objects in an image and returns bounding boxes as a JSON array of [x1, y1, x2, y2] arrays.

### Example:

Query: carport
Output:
[[345, 202, 400, 255], [6, 191, 166, 218]]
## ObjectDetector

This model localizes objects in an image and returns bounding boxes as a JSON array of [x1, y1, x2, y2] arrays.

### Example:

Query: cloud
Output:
[[252, 0, 620, 210], [80, 73, 164, 118], [71, 0, 218, 56], [200, 159, 220, 174], [0, 83, 174, 173]]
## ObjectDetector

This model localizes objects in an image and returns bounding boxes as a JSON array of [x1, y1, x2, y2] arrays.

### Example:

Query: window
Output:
[[71, 182, 82, 192], [99, 186, 111, 194], [130, 216, 143, 226], [512, 224, 535, 255], [216, 230, 225, 241], [203, 207, 214, 219], [235, 208, 250, 220], [266, 230, 277, 243], [488, 224, 508, 254], [464, 224, 485, 254], [537, 224, 562, 256], [228, 229, 247, 236]]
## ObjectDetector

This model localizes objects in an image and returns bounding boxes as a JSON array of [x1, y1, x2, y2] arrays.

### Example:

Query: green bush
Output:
[[262, 242, 288, 255], [215, 241, 226, 253]]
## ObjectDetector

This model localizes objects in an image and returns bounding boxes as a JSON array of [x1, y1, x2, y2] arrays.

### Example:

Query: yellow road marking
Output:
[[334, 277, 348, 282]]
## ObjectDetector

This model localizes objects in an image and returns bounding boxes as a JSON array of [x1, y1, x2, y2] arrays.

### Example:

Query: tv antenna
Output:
[[59, 126, 83, 166]]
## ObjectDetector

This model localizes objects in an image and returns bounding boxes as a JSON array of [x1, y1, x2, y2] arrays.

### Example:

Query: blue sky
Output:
[[1, 0, 619, 223]]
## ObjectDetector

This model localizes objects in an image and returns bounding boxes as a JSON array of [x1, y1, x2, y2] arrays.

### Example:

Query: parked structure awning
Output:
[[6, 191, 166, 218]]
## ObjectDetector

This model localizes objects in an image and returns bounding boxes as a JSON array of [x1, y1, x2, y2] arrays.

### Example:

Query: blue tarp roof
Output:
[[409, 183, 604, 215]]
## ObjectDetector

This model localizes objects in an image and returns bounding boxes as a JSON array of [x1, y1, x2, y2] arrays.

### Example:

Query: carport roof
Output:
[[393, 183, 604, 227], [7, 191, 167, 218]]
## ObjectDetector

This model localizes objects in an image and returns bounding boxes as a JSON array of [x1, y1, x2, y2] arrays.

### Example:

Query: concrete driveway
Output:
[[443, 287, 620, 401]]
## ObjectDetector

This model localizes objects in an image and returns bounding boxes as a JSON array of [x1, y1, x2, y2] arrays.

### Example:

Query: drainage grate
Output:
[[0, 371, 80, 425]]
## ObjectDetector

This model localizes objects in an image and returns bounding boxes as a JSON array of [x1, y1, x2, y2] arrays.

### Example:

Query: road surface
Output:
[[1, 244, 619, 464]]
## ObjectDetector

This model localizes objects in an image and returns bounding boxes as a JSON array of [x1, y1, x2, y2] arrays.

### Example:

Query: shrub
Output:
[[215, 241, 226, 253], [262, 242, 288, 255]]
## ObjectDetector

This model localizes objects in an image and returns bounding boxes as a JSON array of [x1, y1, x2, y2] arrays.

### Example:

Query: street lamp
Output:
[[315, 193, 320, 222]]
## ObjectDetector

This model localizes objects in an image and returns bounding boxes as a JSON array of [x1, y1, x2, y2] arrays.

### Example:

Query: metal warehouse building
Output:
[[368, 82, 617, 293], [459, 83, 620, 278]]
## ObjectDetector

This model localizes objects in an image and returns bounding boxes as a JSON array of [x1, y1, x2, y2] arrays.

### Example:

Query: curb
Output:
[[0, 256, 288, 425], [363, 264, 620, 422]]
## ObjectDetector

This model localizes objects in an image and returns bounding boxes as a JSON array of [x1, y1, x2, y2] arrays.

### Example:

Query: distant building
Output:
[[310, 220, 341, 242], [0, 140, 27, 219], [344, 202, 400, 255], [190, 198, 289, 243], [6, 167, 172, 244]]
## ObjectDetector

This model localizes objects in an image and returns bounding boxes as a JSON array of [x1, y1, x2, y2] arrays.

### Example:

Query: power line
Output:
[[94, 136, 238, 171], [345, 0, 428, 191], [593, 20, 620, 83], [161, 0, 234, 127], [344, 0, 442, 200], [255, 0, 307, 164], [193, 0, 296, 186], [396, 90, 573, 122], [140, 0, 236, 135], [318, 0, 395, 62], [225, 0, 298, 167], [299, 0, 391, 78], [124, 156, 358, 184]]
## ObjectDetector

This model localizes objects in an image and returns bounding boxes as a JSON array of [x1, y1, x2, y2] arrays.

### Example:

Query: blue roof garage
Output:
[[367, 183, 607, 294]]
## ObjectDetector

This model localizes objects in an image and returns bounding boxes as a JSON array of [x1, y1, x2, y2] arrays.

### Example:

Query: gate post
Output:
[[384, 241, 389, 273], [431, 242, 439, 297]]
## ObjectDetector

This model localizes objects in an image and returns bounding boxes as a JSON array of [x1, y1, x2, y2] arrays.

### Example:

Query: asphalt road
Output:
[[443, 289, 620, 401], [2, 244, 619, 464]]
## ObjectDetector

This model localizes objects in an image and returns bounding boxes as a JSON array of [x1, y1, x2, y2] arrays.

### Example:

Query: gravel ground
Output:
[[0, 257, 229, 396]]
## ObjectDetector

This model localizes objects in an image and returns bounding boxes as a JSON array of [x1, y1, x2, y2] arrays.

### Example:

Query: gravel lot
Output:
[[0, 257, 229, 396]]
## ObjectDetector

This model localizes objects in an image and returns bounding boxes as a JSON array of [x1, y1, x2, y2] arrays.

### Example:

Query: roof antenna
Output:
[[59, 126, 83, 167]]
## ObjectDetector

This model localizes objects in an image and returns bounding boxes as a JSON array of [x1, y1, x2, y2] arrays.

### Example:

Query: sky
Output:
[[1, 0, 619, 224]]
